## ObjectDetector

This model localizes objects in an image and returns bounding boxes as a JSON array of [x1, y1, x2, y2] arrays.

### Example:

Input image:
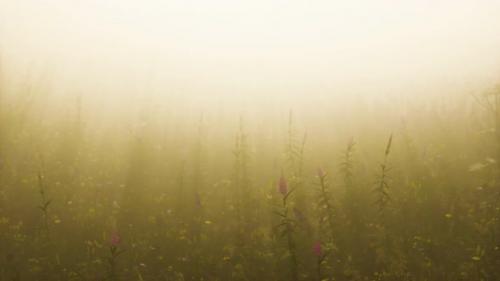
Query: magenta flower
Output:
[[278, 175, 288, 196], [110, 233, 121, 247], [313, 241, 322, 257]]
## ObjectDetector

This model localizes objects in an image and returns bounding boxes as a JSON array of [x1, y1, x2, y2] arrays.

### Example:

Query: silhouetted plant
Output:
[[274, 175, 298, 281], [37, 168, 51, 239], [316, 168, 336, 246], [107, 232, 124, 281], [374, 134, 393, 215], [313, 241, 327, 281]]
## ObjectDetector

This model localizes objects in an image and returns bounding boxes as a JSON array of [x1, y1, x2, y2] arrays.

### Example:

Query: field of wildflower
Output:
[[0, 86, 500, 281]]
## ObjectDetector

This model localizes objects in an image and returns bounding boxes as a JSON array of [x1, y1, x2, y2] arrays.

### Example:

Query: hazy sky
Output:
[[1, 0, 500, 102]]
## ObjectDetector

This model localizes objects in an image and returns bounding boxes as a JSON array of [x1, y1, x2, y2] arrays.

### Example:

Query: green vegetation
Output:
[[0, 78, 500, 281]]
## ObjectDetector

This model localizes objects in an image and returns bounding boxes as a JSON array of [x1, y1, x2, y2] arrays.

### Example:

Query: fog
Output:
[[1, 2, 500, 280], [2, 0, 500, 109]]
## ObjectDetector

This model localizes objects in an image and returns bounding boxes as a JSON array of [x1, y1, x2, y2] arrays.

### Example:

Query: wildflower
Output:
[[313, 241, 322, 257], [278, 175, 288, 196], [110, 233, 121, 247]]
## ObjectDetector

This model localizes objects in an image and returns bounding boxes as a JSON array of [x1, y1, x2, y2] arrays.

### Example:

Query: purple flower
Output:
[[313, 241, 322, 257], [110, 233, 121, 246], [278, 175, 288, 196]]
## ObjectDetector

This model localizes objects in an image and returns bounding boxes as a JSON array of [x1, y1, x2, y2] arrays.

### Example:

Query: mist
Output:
[[2, 0, 500, 107], [1, 1, 500, 281]]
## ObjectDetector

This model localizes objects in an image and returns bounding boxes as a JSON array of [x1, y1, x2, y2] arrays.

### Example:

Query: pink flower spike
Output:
[[278, 175, 288, 196], [110, 233, 121, 246], [313, 241, 322, 257]]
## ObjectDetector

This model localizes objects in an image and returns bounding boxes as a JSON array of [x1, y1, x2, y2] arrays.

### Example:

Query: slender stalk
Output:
[[317, 170, 336, 245], [275, 175, 298, 281], [374, 134, 393, 216], [37, 168, 51, 239]]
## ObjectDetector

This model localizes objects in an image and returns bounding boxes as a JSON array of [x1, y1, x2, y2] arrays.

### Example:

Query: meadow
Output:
[[0, 74, 499, 281]]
